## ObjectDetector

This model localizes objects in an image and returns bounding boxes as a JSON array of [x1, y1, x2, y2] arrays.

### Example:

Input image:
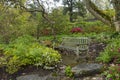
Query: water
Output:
[[61, 53, 80, 67]]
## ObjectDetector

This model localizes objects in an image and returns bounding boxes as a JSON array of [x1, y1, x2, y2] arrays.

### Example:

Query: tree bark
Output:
[[112, 0, 120, 32], [114, 21, 120, 32], [69, 8, 73, 22], [84, 0, 120, 32], [84, 0, 112, 26], [69, 0, 73, 22]]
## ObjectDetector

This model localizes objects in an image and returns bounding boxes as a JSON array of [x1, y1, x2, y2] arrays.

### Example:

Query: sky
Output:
[[41, 0, 63, 12], [42, 0, 63, 7], [27, 0, 112, 12], [26, 0, 63, 12]]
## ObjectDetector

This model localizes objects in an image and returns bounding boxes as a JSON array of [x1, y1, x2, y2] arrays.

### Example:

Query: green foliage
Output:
[[65, 66, 73, 78], [103, 9, 115, 18], [34, 8, 69, 36], [97, 38, 120, 63], [0, 35, 61, 74], [75, 1, 87, 17], [96, 50, 112, 63], [89, 0, 112, 22], [0, 2, 115, 43], [110, 32, 120, 39], [0, 3, 37, 43], [39, 32, 113, 48], [10, 35, 36, 45], [0, 44, 6, 67], [102, 64, 120, 80], [49, 8, 69, 34], [63, 0, 86, 22], [74, 21, 113, 33]]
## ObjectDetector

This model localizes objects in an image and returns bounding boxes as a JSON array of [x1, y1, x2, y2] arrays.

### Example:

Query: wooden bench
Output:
[[58, 37, 90, 56]]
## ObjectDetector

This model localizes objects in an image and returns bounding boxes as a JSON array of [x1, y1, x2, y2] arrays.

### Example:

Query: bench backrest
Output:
[[61, 37, 90, 50]]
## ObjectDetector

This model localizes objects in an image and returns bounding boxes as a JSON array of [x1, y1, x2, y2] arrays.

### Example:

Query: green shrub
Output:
[[102, 64, 120, 80], [97, 38, 120, 63], [74, 21, 113, 33], [0, 35, 61, 74], [10, 35, 36, 45], [65, 66, 73, 78], [39, 32, 112, 47]]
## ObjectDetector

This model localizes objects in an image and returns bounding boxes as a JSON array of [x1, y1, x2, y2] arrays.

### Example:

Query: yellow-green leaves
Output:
[[0, 35, 61, 74]]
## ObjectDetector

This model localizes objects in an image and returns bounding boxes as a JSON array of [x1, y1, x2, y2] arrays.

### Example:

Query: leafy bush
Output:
[[74, 21, 113, 33], [41, 28, 51, 36], [0, 35, 61, 74], [65, 66, 73, 77], [97, 38, 120, 63], [102, 64, 120, 80], [110, 32, 120, 39], [39, 32, 111, 47]]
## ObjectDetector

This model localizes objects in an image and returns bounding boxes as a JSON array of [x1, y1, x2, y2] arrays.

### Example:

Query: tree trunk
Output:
[[69, 0, 73, 22], [84, 0, 120, 32], [112, 0, 120, 32], [114, 21, 120, 32], [69, 10, 73, 22], [36, 25, 40, 39], [84, 0, 111, 26]]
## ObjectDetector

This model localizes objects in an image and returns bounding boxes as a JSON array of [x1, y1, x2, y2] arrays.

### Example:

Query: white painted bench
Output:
[[58, 37, 90, 55]]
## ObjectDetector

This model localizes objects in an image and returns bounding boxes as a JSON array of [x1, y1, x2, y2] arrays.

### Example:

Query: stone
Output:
[[71, 63, 103, 78], [16, 73, 61, 80], [16, 74, 51, 80]]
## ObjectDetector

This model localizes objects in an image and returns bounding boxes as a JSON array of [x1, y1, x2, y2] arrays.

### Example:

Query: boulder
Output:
[[16, 73, 61, 80], [71, 63, 103, 77], [16, 74, 51, 80]]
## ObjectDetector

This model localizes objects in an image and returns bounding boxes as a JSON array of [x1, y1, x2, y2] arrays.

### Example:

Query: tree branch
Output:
[[84, 0, 112, 26], [17, 0, 54, 24]]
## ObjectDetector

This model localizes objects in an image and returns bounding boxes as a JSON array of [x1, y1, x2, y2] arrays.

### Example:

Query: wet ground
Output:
[[60, 42, 106, 65]]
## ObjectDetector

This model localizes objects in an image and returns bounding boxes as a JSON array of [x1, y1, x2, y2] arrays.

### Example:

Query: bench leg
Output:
[[76, 46, 79, 56]]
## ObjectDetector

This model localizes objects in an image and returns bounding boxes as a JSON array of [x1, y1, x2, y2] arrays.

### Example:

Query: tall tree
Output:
[[112, 0, 120, 32], [84, 0, 120, 32], [63, 0, 86, 22]]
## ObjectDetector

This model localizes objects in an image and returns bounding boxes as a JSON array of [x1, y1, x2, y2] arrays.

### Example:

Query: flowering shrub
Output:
[[70, 27, 83, 33]]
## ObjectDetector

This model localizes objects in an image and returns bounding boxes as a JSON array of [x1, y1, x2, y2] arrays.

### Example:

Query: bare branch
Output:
[[15, 0, 54, 24]]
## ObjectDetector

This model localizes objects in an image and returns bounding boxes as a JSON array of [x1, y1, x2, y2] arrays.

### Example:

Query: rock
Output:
[[71, 63, 103, 78], [16, 73, 62, 80], [16, 74, 51, 80], [59, 65, 66, 70], [46, 75, 61, 80], [73, 74, 104, 80], [44, 66, 55, 70]]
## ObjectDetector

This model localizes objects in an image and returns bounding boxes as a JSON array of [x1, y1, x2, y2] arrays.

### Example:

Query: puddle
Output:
[[61, 54, 81, 67]]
